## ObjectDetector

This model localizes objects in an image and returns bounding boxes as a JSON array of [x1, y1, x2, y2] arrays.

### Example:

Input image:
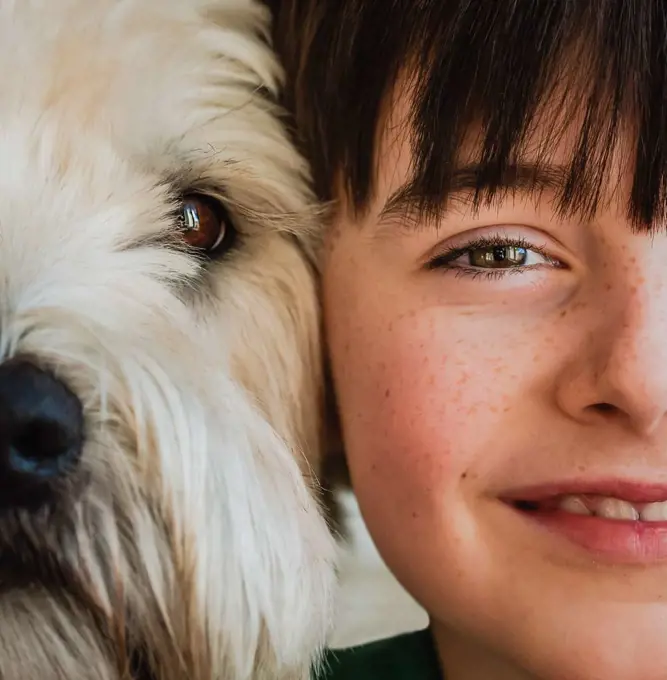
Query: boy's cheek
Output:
[[330, 305, 521, 504]]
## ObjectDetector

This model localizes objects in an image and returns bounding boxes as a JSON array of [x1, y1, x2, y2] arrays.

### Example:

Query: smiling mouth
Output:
[[512, 494, 667, 522], [503, 482, 667, 563]]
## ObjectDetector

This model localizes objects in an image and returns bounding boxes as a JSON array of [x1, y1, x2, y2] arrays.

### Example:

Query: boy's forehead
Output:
[[367, 77, 637, 229]]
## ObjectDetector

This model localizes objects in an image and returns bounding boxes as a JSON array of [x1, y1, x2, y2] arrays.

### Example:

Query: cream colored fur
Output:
[[0, 1, 336, 678]]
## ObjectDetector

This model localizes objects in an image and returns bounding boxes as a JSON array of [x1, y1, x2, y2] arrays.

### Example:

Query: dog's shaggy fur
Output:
[[0, 1, 336, 679]]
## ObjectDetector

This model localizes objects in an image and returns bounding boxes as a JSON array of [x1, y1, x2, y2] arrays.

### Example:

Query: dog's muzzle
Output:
[[0, 359, 83, 510]]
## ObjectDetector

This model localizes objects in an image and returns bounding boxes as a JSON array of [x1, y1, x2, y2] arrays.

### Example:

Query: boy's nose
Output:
[[555, 278, 667, 437]]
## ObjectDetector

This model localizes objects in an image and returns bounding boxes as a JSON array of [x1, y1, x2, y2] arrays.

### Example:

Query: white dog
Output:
[[0, 1, 336, 679]]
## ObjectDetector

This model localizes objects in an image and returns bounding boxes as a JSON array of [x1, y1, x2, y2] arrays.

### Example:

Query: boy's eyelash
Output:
[[425, 234, 558, 279], [450, 268, 520, 282]]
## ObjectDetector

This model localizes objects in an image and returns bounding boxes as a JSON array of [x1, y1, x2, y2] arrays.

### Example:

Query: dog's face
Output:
[[0, 1, 335, 678]]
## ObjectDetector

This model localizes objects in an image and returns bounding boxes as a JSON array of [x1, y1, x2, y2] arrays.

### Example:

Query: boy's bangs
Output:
[[276, 0, 667, 231], [406, 0, 667, 230]]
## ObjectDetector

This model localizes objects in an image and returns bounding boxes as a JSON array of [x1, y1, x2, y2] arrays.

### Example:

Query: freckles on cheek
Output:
[[337, 315, 468, 503]]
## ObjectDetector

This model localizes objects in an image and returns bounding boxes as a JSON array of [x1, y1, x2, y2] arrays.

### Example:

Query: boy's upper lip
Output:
[[501, 479, 667, 504]]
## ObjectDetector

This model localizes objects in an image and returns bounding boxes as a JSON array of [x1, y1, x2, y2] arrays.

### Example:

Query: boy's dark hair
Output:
[[273, 0, 667, 229]]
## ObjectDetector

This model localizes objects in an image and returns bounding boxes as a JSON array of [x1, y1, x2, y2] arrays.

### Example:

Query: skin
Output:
[[323, 90, 667, 680]]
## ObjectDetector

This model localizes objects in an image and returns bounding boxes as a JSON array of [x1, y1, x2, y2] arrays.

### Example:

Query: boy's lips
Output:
[[502, 479, 667, 505], [500, 479, 667, 564]]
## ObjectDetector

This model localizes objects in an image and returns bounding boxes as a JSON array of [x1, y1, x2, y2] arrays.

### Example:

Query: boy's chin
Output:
[[518, 616, 667, 680], [434, 599, 667, 680], [493, 516, 667, 680], [418, 502, 667, 680]]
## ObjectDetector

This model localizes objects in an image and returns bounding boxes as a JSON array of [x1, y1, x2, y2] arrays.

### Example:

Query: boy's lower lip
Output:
[[510, 505, 667, 564]]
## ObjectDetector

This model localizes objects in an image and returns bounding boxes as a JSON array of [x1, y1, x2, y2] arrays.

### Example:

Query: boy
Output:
[[275, 1, 667, 678]]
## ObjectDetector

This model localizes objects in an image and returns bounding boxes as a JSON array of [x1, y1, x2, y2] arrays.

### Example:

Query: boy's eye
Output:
[[460, 244, 543, 268], [426, 235, 561, 275]]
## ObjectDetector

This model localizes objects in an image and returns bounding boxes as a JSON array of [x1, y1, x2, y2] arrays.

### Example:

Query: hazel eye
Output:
[[466, 244, 535, 268], [178, 193, 236, 255]]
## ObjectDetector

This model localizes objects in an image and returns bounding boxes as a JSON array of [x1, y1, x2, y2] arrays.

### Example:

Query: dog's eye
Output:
[[178, 193, 236, 255]]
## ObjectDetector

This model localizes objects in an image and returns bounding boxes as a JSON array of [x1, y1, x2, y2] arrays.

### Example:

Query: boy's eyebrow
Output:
[[377, 162, 572, 227]]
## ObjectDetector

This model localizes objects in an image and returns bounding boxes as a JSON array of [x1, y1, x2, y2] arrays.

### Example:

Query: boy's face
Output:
[[324, 91, 667, 680]]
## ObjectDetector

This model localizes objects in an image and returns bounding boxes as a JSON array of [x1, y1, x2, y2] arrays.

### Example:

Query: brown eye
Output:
[[178, 193, 235, 254]]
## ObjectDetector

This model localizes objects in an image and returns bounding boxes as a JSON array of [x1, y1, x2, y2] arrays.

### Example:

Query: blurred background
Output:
[[328, 489, 428, 649]]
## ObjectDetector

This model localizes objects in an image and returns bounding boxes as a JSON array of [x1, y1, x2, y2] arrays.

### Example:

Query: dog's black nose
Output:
[[0, 360, 83, 508]]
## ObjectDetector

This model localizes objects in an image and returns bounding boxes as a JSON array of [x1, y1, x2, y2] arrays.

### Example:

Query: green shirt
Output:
[[316, 629, 443, 679]]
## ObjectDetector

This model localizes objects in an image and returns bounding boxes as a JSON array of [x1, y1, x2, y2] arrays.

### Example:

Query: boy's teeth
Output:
[[558, 495, 591, 516], [594, 497, 639, 521], [640, 501, 667, 522], [554, 495, 667, 522]]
